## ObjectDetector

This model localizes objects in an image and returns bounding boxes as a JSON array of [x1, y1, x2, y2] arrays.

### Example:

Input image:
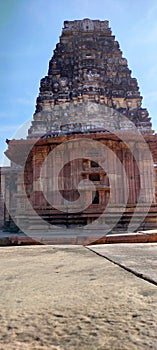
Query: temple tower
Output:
[[3, 19, 157, 241], [28, 19, 152, 138]]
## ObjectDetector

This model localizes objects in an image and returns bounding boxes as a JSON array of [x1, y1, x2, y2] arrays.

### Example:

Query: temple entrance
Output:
[[92, 190, 99, 204]]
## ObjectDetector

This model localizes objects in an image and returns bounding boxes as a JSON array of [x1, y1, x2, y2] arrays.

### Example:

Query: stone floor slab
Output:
[[88, 243, 157, 285], [0, 245, 156, 349]]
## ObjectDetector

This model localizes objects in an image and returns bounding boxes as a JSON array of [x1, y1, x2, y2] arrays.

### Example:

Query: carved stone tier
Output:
[[28, 19, 153, 138]]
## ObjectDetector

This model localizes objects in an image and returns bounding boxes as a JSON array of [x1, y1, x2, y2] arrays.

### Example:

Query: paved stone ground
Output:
[[88, 243, 157, 285], [0, 245, 156, 349]]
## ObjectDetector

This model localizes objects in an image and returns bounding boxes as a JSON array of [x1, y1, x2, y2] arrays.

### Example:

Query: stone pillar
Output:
[[32, 145, 48, 207]]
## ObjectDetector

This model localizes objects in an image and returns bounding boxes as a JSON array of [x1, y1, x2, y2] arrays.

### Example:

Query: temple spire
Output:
[[28, 19, 152, 138]]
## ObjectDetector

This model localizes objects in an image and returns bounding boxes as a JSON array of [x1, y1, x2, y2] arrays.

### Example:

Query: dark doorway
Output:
[[92, 190, 99, 204]]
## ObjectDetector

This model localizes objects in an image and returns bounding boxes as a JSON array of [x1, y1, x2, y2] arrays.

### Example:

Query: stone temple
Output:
[[1, 19, 157, 243]]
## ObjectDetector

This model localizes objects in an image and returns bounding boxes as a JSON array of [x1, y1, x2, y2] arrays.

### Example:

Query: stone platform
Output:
[[88, 242, 157, 285], [0, 244, 156, 349], [0, 229, 157, 246]]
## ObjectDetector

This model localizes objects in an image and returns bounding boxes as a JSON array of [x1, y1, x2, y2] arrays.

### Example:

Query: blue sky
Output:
[[1, 0, 157, 165]]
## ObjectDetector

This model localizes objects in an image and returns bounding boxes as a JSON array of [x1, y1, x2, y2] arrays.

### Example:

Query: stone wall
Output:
[[0, 168, 4, 229]]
